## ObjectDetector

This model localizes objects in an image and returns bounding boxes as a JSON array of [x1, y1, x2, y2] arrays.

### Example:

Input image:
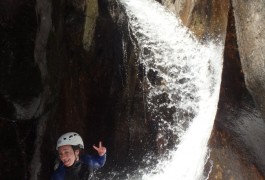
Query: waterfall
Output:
[[119, 0, 224, 179]]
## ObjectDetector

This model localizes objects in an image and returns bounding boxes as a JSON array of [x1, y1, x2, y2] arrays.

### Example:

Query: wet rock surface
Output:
[[160, 0, 265, 179], [209, 4, 265, 179], [0, 0, 39, 179], [160, 0, 230, 41], [232, 0, 265, 122]]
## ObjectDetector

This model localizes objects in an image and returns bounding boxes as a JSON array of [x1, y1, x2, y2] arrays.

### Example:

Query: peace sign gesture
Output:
[[93, 141, 106, 156]]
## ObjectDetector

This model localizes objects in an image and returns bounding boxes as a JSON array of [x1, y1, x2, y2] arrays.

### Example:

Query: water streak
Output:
[[119, 0, 224, 179]]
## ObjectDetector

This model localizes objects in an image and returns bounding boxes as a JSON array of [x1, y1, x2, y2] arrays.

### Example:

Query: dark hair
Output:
[[71, 145, 84, 156], [72, 145, 81, 151]]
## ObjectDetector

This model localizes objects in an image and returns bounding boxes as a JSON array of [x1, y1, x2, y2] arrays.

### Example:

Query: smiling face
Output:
[[58, 145, 79, 167]]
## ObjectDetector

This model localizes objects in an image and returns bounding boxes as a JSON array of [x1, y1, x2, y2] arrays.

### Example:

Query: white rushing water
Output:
[[119, 0, 224, 179]]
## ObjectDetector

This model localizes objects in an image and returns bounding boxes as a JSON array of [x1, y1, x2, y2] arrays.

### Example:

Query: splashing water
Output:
[[119, 0, 224, 179]]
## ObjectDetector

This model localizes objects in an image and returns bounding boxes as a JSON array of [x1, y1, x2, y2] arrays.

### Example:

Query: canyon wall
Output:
[[159, 0, 265, 178], [232, 0, 265, 121], [1, 0, 265, 179]]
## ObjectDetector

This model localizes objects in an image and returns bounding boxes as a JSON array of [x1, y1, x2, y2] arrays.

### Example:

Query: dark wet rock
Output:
[[0, 0, 41, 120], [0, 1, 39, 178], [178, 77, 189, 84], [147, 69, 164, 86], [152, 92, 170, 104]]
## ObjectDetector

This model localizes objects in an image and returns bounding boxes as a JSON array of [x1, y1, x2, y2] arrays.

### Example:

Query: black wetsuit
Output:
[[51, 154, 106, 180], [64, 161, 93, 180]]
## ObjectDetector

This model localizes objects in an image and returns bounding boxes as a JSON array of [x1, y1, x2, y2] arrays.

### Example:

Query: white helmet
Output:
[[56, 132, 84, 150]]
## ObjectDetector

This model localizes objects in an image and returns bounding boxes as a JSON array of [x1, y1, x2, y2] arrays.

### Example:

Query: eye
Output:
[[59, 150, 70, 157]]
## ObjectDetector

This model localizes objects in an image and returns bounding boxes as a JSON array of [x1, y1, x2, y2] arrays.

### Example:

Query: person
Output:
[[51, 132, 106, 180]]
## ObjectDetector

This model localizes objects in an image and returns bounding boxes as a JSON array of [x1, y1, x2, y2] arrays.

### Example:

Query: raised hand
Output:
[[93, 141, 106, 156]]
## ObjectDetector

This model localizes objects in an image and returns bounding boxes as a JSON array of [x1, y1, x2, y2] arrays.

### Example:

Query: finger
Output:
[[93, 144, 99, 151], [99, 141, 102, 148]]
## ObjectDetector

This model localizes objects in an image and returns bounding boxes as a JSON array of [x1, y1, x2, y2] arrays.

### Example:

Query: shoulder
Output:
[[80, 154, 92, 161], [51, 164, 65, 180]]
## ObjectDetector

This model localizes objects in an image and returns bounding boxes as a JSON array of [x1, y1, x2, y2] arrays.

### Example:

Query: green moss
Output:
[[83, 0, 99, 51]]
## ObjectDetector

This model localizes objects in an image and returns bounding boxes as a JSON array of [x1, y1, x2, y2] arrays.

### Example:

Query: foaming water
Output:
[[119, 0, 224, 179]]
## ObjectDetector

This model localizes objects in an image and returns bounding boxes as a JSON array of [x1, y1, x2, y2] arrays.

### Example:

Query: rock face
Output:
[[209, 4, 265, 178], [232, 0, 265, 121], [158, 0, 265, 178], [0, 0, 40, 179], [82, 0, 98, 51], [160, 0, 230, 41], [1, 0, 265, 179]]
